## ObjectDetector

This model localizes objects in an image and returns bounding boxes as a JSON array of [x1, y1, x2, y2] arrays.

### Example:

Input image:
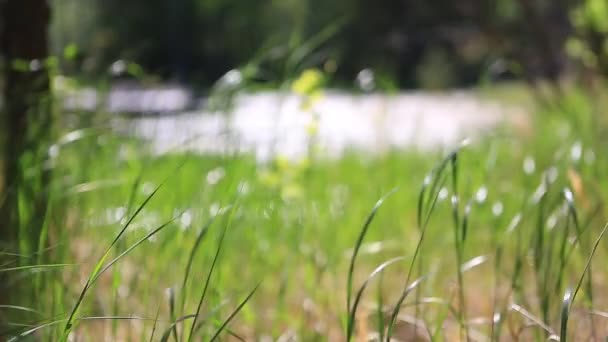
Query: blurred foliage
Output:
[[567, 0, 608, 74], [48, 0, 605, 89]]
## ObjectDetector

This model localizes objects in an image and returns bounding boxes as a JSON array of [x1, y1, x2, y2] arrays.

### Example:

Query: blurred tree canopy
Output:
[[49, 0, 601, 88]]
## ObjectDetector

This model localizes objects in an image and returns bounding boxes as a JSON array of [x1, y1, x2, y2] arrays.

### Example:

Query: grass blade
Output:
[[91, 218, 177, 285], [560, 287, 573, 342], [160, 314, 196, 342], [510, 303, 555, 336], [167, 287, 178, 341], [63, 180, 165, 333], [180, 217, 215, 312], [376, 273, 385, 342], [208, 283, 261, 341], [188, 205, 237, 341], [189, 300, 230, 336], [460, 255, 488, 273], [77, 316, 154, 321], [567, 222, 608, 327], [385, 276, 426, 340], [0, 264, 76, 273], [149, 304, 162, 342], [346, 257, 405, 340], [7, 319, 67, 342], [563, 187, 597, 338], [0, 305, 42, 315], [346, 188, 398, 340], [410, 151, 455, 341]]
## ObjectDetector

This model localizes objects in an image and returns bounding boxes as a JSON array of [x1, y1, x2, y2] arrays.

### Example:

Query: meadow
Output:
[[3, 83, 608, 342]]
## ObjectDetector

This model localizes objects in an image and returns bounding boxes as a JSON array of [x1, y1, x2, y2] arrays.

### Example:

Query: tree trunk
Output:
[[0, 0, 52, 307]]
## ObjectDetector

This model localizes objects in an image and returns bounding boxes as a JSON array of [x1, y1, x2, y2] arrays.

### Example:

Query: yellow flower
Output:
[[281, 183, 304, 201], [258, 170, 280, 188], [292, 69, 324, 96], [275, 155, 292, 171]]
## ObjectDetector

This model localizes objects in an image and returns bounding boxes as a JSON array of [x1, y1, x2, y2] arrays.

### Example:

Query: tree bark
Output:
[[0, 0, 52, 310]]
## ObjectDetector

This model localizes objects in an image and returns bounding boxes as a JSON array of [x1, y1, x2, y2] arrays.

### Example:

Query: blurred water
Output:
[[62, 85, 524, 161], [126, 91, 522, 161]]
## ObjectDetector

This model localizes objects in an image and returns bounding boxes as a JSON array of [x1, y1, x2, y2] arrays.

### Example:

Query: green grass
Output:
[[3, 87, 608, 341]]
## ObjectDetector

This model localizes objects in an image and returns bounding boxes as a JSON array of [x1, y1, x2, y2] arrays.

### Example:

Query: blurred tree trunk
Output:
[[0, 0, 52, 301]]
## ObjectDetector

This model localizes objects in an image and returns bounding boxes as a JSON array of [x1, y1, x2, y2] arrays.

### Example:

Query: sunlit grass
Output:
[[3, 88, 608, 340]]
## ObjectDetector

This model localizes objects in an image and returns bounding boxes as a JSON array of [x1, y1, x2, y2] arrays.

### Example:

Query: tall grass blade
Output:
[[568, 222, 608, 320], [0, 264, 76, 273], [148, 304, 161, 342], [180, 217, 215, 312], [7, 316, 153, 342], [425, 140, 468, 210], [167, 287, 178, 341], [91, 218, 176, 284], [7, 319, 67, 342], [460, 255, 488, 273], [560, 287, 573, 342], [563, 188, 597, 338], [385, 276, 426, 341], [0, 305, 41, 315], [188, 204, 237, 341], [77, 316, 154, 321], [160, 314, 196, 342], [346, 188, 398, 340], [532, 176, 550, 326], [346, 257, 405, 340], [224, 329, 247, 341], [411, 150, 455, 340], [189, 300, 230, 336], [111, 165, 146, 335], [63, 180, 166, 332], [376, 273, 385, 342], [491, 245, 504, 341], [208, 283, 261, 341], [449, 149, 469, 342], [510, 303, 555, 336]]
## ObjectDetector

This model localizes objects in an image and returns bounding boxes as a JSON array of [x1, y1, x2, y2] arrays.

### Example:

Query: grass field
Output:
[[3, 86, 608, 341]]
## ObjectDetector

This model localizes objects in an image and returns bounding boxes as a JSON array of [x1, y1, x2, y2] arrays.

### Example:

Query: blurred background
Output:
[[48, 0, 577, 88]]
